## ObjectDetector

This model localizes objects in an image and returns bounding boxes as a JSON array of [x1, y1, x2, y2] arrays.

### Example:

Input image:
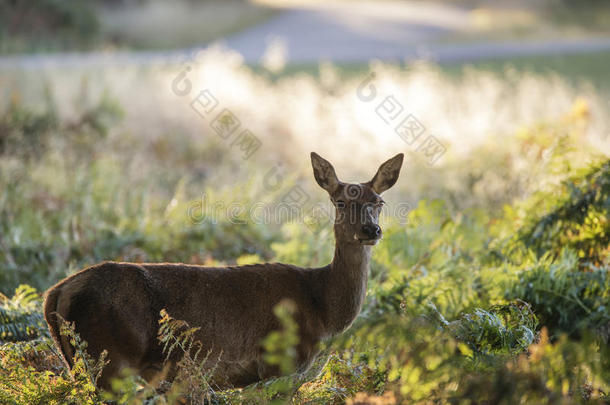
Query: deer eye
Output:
[[335, 200, 346, 209]]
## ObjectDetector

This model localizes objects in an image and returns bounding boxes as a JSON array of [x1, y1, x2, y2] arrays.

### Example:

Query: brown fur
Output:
[[43, 152, 403, 390]]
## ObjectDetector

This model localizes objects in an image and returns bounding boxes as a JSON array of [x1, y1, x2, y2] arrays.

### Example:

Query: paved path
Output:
[[222, 1, 469, 63], [2, 1, 610, 69]]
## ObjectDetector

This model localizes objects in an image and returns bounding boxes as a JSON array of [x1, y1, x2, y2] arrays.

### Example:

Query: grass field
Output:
[[0, 45, 609, 403], [262, 50, 610, 95]]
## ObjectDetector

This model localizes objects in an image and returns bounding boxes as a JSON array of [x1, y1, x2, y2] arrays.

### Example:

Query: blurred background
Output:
[[1, 0, 608, 280], [0, 1, 609, 403]]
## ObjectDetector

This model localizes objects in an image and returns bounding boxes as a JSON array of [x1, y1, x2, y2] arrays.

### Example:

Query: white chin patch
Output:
[[353, 234, 380, 245], [360, 239, 379, 246]]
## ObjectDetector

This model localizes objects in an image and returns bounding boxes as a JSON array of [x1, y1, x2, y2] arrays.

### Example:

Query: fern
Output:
[[157, 309, 217, 404], [506, 249, 610, 340], [261, 300, 299, 376], [59, 318, 108, 389], [158, 309, 202, 362], [426, 301, 538, 360], [0, 313, 104, 404], [514, 159, 610, 265], [0, 285, 47, 343]]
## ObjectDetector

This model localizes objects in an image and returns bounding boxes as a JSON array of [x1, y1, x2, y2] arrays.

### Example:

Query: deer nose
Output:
[[362, 224, 381, 239]]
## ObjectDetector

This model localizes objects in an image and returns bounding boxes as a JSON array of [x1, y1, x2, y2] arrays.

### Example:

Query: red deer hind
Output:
[[44, 152, 404, 389]]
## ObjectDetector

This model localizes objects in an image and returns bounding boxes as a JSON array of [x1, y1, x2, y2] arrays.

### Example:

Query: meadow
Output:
[[0, 47, 609, 403]]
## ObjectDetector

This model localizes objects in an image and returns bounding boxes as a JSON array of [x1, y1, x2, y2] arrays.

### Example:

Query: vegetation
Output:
[[0, 42, 609, 403]]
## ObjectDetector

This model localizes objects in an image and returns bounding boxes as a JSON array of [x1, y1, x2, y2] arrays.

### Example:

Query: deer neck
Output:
[[323, 238, 372, 335]]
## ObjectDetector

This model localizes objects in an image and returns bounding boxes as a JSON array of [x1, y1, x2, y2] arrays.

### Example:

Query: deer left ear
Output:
[[368, 153, 404, 194], [311, 152, 341, 194]]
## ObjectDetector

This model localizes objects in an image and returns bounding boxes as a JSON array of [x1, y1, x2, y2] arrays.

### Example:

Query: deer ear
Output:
[[368, 153, 404, 194], [311, 152, 340, 194]]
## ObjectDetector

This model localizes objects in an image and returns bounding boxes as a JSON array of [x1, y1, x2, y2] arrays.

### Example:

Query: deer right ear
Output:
[[311, 152, 340, 194]]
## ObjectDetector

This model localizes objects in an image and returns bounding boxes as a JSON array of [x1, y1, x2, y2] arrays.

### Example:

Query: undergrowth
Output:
[[0, 70, 608, 403]]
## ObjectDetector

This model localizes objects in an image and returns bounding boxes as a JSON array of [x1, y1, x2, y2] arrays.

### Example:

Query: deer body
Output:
[[44, 152, 403, 389]]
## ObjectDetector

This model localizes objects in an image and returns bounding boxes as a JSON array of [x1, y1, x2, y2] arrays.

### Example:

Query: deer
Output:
[[43, 152, 404, 390]]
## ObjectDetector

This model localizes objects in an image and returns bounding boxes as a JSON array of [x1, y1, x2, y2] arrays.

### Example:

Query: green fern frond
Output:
[[0, 285, 47, 343]]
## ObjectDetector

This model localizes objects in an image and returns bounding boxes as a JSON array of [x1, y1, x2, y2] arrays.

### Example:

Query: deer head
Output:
[[311, 152, 404, 246]]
